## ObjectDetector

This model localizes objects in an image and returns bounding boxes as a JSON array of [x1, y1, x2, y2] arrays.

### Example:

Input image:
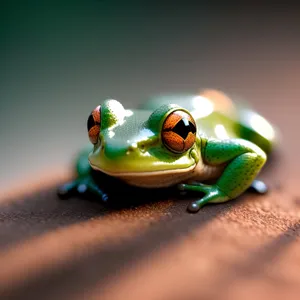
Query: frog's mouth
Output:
[[90, 163, 197, 188]]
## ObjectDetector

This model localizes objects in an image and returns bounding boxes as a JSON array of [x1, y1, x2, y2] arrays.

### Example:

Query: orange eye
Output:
[[162, 110, 196, 153], [87, 105, 101, 144]]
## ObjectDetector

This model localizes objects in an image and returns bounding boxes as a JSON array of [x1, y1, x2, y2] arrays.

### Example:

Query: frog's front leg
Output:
[[57, 175, 109, 202], [57, 148, 109, 202], [179, 138, 267, 213]]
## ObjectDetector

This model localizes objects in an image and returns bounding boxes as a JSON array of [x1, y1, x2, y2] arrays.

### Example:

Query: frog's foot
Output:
[[57, 180, 80, 199], [178, 183, 229, 213], [57, 177, 108, 202], [248, 179, 268, 194]]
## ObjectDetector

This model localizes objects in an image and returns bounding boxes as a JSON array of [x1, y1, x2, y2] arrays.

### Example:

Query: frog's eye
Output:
[[162, 110, 196, 153], [87, 105, 101, 144]]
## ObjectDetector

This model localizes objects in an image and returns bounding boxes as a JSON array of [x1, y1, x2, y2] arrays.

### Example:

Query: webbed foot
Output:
[[178, 183, 229, 213], [57, 177, 108, 202]]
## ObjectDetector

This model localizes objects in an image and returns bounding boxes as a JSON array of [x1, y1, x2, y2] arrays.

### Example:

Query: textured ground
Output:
[[0, 100, 300, 300], [2, 2, 300, 299]]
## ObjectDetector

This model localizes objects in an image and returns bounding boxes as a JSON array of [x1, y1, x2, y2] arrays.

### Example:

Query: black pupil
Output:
[[87, 114, 95, 131], [172, 118, 196, 139]]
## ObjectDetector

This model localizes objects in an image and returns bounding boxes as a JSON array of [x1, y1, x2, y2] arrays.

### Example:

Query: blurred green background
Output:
[[1, 1, 299, 190]]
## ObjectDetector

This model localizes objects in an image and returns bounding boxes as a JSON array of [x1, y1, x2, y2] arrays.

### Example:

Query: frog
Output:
[[58, 89, 276, 213]]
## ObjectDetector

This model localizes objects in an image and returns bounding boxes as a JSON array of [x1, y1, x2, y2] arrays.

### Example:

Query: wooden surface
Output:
[[0, 100, 300, 300]]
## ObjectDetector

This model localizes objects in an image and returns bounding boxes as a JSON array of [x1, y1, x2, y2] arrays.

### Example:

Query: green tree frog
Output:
[[58, 89, 276, 213]]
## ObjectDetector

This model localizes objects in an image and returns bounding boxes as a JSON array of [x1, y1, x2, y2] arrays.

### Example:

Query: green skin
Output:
[[58, 92, 276, 213]]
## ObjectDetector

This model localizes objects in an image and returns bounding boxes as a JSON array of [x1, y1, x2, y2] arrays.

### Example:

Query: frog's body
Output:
[[58, 90, 276, 213]]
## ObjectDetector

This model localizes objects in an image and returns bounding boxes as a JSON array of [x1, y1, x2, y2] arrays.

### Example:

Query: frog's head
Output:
[[87, 100, 201, 187]]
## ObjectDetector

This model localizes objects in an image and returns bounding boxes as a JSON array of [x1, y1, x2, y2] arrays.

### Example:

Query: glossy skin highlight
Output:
[[58, 89, 276, 213]]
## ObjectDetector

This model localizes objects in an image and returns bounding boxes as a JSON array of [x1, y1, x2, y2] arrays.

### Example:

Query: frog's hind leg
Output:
[[236, 108, 276, 155]]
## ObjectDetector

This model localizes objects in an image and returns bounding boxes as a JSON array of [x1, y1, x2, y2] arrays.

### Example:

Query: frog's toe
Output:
[[77, 183, 88, 194], [187, 202, 201, 213], [57, 182, 77, 199], [249, 180, 268, 194], [57, 185, 69, 198], [102, 193, 109, 202]]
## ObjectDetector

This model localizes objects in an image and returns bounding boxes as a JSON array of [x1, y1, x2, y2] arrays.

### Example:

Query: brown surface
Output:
[[1, 102, 300, 300], [2, 3, 300, 299]]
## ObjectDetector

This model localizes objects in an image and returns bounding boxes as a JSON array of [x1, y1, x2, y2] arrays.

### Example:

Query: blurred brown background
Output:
[[1, 1, 300, 300]]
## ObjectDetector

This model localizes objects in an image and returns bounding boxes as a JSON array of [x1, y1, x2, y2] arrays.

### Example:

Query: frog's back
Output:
[[142, 89, 276, 154]]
